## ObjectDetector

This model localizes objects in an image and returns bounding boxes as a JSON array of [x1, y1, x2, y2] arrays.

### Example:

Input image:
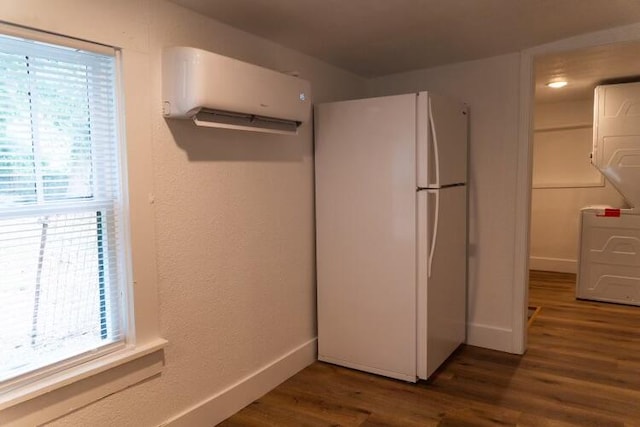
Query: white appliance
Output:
[[578, 206, 640, 305], [162, 47, 311, 135], [315, 92, 468, 382], [577, 82, 640, 305]]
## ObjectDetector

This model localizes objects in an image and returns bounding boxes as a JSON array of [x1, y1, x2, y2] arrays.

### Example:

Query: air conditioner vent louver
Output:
[[194, 109, 300, 135]]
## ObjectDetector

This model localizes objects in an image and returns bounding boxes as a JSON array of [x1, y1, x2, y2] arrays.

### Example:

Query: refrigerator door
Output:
[[417, 185, 467, 380], [315, 94, 418, 381], [417, 92, 468, 188]]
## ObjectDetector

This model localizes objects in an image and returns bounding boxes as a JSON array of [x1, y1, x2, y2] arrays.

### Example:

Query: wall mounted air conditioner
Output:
[[162, 47, 312, 135]]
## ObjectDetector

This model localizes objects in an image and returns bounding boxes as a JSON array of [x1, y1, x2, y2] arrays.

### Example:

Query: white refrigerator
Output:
[[315, 91, 468, 382]]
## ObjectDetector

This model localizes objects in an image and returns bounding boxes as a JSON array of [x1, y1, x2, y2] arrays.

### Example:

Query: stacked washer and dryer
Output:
[[577, 82, 640, 306]]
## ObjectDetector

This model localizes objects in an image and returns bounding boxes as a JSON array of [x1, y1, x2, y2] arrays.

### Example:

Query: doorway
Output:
[[514, 28, 640, 352]]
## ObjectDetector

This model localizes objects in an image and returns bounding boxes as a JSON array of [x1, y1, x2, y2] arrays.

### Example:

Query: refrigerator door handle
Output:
[[429, 98, 440, 188], [428, 189, 440, 278]]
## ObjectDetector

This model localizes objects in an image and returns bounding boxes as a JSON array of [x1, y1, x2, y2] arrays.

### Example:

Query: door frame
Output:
[[512, 23, 640, 354]]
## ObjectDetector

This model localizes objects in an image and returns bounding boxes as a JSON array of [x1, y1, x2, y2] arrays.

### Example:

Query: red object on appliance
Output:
[[596, 208, 621, 217]]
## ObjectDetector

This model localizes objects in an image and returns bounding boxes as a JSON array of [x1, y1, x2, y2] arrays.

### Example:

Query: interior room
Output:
[[528, 40, 640, 327], [530, 41, 640, 277], [2, 1, 640, 426], [528, 40, 640, 301], [524, 39, 640, 424]]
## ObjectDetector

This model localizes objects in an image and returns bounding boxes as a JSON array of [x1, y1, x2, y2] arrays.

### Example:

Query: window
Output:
[[0, 32, 129, 386]]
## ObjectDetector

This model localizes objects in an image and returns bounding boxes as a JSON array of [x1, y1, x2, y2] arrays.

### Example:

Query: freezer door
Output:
[[315, 94, 418, 381], [417, 186, 467, 379], [417, 92, 468, 188]]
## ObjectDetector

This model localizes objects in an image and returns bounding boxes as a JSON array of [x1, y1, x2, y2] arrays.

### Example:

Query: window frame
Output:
[[0, 23, 166, 419], [0, 40, 129, 385]]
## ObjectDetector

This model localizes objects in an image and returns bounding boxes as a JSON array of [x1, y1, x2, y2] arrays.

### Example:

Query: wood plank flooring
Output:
[[220, 271, 640, 426]]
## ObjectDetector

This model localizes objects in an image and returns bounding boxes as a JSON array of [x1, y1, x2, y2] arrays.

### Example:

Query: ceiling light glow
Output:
[[547, 80, 568, 89]]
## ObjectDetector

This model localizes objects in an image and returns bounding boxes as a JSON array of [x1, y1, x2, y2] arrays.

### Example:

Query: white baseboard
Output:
[[466, 322, 514, 353], [529, 256, 577, 274], [161, 338, 317, 427]]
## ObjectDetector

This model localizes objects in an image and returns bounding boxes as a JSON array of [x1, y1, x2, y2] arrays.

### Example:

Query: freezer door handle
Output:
[[428, 189, 440, 278], [429, 97, 440, 188]]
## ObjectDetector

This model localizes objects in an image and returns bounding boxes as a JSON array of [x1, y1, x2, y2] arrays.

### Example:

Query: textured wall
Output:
[[530, 99, 626, 272], [0, 1, 366, 425]]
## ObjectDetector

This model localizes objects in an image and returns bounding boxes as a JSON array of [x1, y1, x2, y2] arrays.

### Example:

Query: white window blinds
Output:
[[0, 33, 127, 384]]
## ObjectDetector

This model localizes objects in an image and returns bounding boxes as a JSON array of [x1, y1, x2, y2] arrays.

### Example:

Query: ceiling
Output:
[[534, 40, 640, 103], [171, 0, 640, 103], [171, 0, 640, 78]]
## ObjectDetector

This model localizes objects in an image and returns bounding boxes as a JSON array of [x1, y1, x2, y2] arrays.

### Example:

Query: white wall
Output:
[[367, 53, 522, 352], [530, 100, 626, 273], [0, 1, 367, 426]]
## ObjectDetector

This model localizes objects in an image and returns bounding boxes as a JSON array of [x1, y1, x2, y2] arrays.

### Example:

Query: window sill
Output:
[[0, 338, 167, 425]]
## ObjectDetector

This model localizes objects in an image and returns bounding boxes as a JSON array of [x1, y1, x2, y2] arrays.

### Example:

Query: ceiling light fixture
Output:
[[547, 80, 568, 89]]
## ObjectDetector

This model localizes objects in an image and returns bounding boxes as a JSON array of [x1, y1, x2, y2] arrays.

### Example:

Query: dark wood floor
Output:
[[220, 271, 640, 426]]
